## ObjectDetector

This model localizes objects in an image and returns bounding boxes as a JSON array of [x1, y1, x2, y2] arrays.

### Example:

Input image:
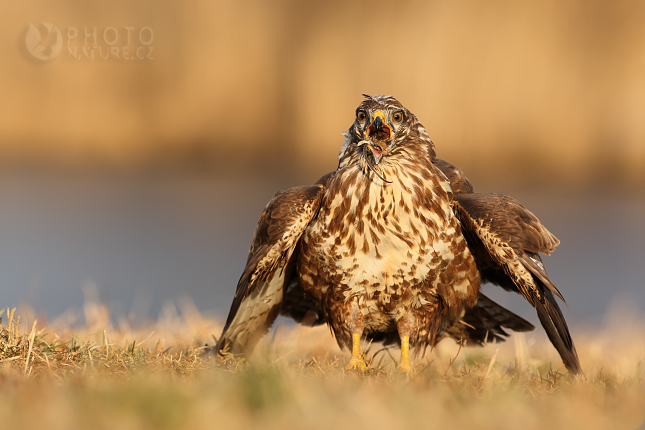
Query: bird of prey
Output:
[[216, 95, 581, 374]]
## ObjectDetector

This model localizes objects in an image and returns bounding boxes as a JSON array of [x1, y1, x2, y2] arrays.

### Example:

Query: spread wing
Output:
[[452, 192, 582, 374], [216, 183, 326, 356]]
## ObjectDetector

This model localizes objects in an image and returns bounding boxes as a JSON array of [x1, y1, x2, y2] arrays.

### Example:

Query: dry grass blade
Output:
[[23, 320, 37, 375], [484, 347, 499, 380], [0, 306, 642, 430], [445, 339, 463, 375]]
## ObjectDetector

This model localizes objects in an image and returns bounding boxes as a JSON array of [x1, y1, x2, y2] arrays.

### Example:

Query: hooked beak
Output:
[[364, 111, 392, 141], [373, 115, 384, 132], [358, 111, 393, 183]]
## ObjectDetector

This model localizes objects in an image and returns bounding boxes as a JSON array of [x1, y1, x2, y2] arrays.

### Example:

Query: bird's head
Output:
[[338, 95, 436, 181], [354, 95, 412, 164]]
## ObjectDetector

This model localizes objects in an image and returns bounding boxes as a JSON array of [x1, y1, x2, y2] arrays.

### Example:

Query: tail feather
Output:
[[280, 280, 326, 327], [455, 293, 535, 345], [366, 293, 535, 348]]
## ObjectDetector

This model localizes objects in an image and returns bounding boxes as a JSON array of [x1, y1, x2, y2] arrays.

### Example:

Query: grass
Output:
[[0, 303, 643, 430]]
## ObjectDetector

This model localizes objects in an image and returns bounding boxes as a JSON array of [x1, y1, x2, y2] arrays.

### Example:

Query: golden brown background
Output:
[[2, 1, 644, 186], [0, 1, 642, 323]]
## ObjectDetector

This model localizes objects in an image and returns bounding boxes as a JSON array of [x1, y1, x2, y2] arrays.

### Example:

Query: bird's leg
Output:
[[396, 314, 415, 373], [346, 332, 366, 371], [345, 298, 367, 371]]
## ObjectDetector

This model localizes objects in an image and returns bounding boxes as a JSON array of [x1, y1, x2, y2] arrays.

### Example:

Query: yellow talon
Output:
[[397, 335, 413, 373], [345, 333, 367, 371], [346, 356, 368, 371]]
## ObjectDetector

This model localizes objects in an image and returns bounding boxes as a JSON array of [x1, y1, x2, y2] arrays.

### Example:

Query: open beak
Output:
[[364, 111, 392, 141]]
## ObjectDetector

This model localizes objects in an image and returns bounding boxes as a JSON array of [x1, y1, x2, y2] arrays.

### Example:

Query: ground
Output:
[[0, 302, 643, 430]]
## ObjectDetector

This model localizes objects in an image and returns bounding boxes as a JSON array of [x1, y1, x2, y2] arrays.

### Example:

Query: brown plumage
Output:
[[451, 192, 581, 373], [216, 95, 581, 374]]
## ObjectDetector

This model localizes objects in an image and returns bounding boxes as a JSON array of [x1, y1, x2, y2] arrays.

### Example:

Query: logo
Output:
[[25, 22, 63, 61], [23, 23, 155, 63]]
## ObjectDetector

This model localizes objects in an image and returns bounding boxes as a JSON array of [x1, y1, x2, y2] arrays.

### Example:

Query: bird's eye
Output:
[[393, 111, 403, 123], [357, 111, 366, 121]]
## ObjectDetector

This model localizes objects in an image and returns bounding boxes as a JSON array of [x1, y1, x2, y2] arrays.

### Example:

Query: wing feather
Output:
[[452, 192, 581, 374], [216, 184, 325, 356], [433, 158, 474, 194], [454, 193, 564, 303]]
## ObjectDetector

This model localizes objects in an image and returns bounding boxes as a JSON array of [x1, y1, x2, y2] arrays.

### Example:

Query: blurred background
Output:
[[0, 1, 642, 329]]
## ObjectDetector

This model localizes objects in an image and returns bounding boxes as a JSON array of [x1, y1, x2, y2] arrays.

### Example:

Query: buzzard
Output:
[[216, 95, 581, 374]]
